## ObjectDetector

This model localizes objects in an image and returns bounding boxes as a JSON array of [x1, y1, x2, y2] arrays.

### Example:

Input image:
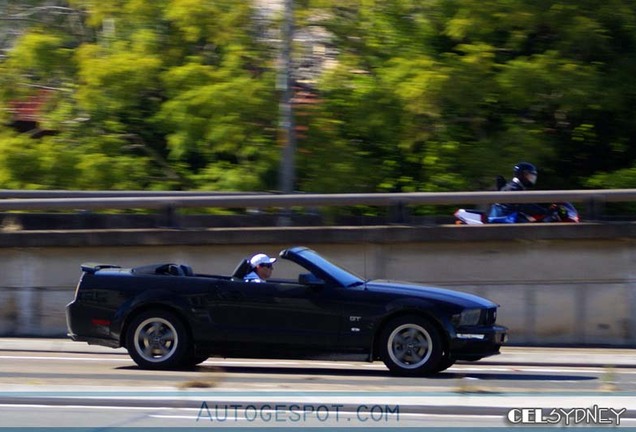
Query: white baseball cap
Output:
[[250, 253, 277, 267]]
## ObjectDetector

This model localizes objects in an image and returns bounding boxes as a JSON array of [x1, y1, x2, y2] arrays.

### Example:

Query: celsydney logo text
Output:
[[507, 405, 626, 426]]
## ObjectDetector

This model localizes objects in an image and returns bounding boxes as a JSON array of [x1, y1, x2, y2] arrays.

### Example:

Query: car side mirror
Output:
[[299, 273, 325, 287]]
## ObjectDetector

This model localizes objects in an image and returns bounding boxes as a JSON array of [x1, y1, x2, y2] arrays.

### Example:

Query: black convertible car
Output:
[[66, 246, 507, 375]]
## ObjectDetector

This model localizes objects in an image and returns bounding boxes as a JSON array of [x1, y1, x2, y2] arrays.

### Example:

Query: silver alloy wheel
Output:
[[386, 323, 433, 369], [133, 317, 179, 363]]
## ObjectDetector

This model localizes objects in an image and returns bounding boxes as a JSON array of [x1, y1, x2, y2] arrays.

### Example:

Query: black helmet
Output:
[[514, 162, 538, 187]]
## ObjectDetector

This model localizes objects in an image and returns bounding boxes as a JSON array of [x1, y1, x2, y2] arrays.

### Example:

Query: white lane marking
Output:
[[0, 354, 630, 376], [0, 404, 165, 411], [0, 355, 355, 367], [452, 366, 606, 374], [149, 412, 503, 421], [4, 404, 634, 427], [0, 355, 130, 362], [0, 404, 507, 425]]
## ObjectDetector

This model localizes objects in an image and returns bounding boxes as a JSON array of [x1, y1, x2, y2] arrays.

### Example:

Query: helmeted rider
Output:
[[500, 162, 538, 191], [490, 162, 546, 222]]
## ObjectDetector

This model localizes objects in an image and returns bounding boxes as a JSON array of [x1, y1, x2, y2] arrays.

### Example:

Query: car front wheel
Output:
[[380, 315, 443, 376], [435, 354, 456, 373], [125, 309, 190, 370]]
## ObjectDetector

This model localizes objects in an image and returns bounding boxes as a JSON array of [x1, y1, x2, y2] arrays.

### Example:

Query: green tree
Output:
[[2, 0, 636, 195], [0, 0, 279, 190], [299, 0, 636, 192]]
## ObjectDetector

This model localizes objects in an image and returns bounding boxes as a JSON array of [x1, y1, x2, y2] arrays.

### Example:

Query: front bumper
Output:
[[449, 325, 508, 361]]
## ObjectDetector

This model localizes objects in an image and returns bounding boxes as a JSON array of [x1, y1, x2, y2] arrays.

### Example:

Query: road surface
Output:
[[1, 338, 635, 429]]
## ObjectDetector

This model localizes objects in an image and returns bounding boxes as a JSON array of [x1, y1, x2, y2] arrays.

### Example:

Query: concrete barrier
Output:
[[1, 222, 635, 346]]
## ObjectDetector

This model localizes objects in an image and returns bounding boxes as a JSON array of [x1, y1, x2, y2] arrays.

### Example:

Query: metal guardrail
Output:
[[0, 189, 634, 211], [0, 190, 267, 199]]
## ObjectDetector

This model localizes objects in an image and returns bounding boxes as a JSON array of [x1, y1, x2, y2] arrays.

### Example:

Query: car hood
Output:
[[364, 280, 497, 308]]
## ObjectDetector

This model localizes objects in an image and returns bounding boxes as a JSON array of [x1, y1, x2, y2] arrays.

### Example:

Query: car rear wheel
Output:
[[125, 309, 190, 370], [380, 315, 442, 376]]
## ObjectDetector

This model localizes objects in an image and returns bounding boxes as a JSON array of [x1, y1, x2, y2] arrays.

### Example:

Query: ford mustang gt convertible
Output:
[[66, 246, 507, 375]]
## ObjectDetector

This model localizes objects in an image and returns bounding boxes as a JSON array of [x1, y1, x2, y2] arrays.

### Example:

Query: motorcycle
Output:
[[454, 174, 580, 225], [454, 202, 580, 225]]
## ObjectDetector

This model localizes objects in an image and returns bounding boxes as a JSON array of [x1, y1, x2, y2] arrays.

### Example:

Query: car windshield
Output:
[[296, 248, 365, 287]]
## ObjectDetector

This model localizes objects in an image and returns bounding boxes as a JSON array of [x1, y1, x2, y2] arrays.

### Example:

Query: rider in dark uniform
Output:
[[489, 162, 547, 222]]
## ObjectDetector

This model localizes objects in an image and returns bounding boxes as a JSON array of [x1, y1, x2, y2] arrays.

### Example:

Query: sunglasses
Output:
[[259, 263, 273, 268]]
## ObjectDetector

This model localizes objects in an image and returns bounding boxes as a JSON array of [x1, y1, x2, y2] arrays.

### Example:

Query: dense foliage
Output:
[[1, 0, 635, 192]]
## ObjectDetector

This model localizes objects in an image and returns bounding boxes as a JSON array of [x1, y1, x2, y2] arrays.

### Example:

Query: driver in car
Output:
[[244, 253, 276, 282]]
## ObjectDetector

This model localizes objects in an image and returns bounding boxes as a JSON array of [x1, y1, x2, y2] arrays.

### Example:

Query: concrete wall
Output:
[[1, 222, 635, 346]]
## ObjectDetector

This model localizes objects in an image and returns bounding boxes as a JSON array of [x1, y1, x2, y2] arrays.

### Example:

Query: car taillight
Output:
[[91, 319, 111, 326]]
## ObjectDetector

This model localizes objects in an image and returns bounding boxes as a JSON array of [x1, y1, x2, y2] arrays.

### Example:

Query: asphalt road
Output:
[[2, 338, 636, 429]]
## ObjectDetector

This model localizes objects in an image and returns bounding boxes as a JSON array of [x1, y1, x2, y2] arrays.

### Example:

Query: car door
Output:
[[211, 278, 342, 349]]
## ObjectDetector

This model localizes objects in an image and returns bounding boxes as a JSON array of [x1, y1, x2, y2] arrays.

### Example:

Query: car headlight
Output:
[[452, 308, 482, 327]]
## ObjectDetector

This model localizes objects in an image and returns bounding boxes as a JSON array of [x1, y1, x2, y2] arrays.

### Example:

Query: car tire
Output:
[[380, 315, 443, 376], [188, 355, 209, 367], [125, 309, 191, 370], [434, 354, 456, 373]]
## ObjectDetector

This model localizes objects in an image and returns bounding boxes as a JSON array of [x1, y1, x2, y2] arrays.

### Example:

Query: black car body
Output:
[[66, 246, 508, 375]]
